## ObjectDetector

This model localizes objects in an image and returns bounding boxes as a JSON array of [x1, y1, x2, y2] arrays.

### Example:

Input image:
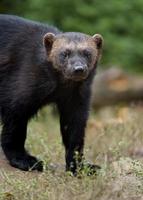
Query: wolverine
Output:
[[0, 14, 103, 175]]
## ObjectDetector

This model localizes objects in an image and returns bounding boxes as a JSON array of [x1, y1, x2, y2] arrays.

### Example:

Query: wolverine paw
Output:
[[81, 162, 101, 176], [9, 154, 43, 172], [67, 162, 101, 176]]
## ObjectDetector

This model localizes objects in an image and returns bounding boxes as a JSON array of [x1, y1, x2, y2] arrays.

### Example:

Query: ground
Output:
[[0, 103, 143, 200]]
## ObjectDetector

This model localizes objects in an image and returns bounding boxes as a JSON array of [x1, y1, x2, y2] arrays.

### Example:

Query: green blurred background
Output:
[[0, 0, 143, 73]]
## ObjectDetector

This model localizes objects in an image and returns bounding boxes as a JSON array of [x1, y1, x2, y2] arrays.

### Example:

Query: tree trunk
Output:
[[91, 68, 143, 108]]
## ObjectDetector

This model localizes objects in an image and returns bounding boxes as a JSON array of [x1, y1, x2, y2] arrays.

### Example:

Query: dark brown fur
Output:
[[0, 15, 103, 175]]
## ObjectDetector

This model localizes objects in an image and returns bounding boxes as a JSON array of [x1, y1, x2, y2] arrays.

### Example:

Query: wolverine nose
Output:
[[74, 66, 85, 74]]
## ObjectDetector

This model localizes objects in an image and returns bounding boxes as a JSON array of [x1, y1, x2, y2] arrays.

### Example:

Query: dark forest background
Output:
[[0, 0, 143, 73]]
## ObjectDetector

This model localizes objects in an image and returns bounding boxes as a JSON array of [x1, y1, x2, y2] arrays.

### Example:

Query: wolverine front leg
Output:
[[59, 104, 86, 174], [58, 99, 100, 175]]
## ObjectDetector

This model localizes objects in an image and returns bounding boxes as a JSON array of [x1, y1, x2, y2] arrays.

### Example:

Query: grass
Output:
[[0, 104, 143, 200]]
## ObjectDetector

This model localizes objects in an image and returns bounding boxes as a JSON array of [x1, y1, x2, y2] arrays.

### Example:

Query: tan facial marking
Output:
[[48, 36, 101, 69], [50, 38, 97, 54], [52, 38, 75, 51]]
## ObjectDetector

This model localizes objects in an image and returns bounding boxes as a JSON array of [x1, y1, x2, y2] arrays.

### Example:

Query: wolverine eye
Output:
[[60, 49, 71, 59], [82, 49, 92, 60]]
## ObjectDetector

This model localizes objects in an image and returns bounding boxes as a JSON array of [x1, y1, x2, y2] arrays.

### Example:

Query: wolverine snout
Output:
[[65, 63, 88, 81], [73, 65, 88, 75]]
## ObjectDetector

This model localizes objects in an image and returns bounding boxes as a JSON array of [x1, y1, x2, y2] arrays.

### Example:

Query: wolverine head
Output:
[[43, 32, 103, 81]]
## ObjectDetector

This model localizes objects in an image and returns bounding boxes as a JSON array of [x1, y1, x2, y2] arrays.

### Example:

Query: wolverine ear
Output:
[[43, 33, 56, 52], [92, 34, 103, 49]]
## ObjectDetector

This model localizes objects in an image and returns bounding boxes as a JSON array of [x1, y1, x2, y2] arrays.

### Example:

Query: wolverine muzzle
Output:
[[73, 64, 88, 75]]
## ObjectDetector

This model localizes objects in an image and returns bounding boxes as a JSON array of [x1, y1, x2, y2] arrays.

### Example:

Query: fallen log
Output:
[[91, 68, 143, 108]]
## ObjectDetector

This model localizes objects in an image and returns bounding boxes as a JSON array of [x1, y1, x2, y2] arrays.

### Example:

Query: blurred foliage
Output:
[[0, 0, 143, 73]]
